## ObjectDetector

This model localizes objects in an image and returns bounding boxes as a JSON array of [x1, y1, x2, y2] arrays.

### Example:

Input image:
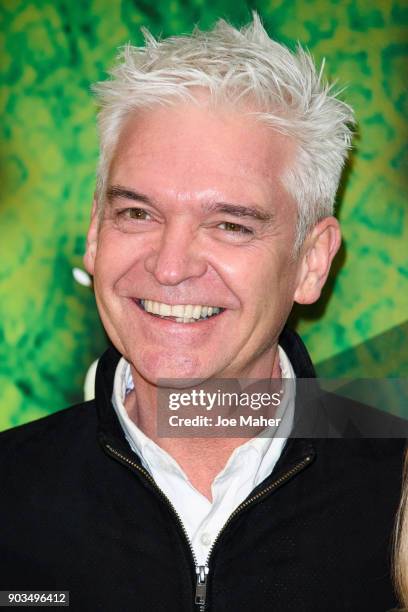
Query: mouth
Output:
[[135, 299, 225, 324]]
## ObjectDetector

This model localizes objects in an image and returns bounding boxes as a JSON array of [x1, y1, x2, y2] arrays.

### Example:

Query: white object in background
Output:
[[84, 359, 98, 401], [72, 267, 92, 287], [72, 266, 96, 399]]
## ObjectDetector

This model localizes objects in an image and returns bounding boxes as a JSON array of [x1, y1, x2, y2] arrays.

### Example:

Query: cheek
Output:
[[94, 232, 140, 284], [249, 257, 297, 317]]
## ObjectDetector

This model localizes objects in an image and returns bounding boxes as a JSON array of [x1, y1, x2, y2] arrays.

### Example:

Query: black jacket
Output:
[[0, 329, 406, 611]]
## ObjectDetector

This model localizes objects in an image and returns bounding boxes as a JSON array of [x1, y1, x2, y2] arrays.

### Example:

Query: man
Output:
[[0, 15, 406, 611]]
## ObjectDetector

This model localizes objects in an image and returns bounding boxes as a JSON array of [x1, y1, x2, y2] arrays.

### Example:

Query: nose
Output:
[[144, 221, 208, 285]]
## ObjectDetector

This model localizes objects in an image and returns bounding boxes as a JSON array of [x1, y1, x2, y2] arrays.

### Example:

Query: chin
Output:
[[129, 348, 214, 385]]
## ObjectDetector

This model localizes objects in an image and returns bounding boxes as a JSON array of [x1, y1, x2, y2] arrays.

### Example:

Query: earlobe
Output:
[[83, 199, 99, 276], [294, 217, 341, 305]]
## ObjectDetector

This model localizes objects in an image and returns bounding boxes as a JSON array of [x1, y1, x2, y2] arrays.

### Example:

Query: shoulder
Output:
[[0, 401, 98, 478], [0, 400, 97, 442]]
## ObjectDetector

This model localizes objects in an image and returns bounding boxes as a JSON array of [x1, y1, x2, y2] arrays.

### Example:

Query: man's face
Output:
[[85, 101, 308, 382]]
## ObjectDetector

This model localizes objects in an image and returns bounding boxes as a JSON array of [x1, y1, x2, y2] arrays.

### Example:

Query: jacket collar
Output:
[[279, 326, 316, 378]]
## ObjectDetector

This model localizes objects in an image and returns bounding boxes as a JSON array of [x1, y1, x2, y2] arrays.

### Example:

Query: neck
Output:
[[124, 347, 282, 500]]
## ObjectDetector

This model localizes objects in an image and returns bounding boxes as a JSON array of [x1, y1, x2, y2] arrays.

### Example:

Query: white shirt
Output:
[[112, 347, 295, 566]]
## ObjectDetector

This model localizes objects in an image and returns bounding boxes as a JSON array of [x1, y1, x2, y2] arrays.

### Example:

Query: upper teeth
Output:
[[141, 300, 220, 321]]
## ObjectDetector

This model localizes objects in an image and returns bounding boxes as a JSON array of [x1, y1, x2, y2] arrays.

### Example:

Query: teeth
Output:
[[140, 299, 221, 322], [159, 303, 172, 316], [171, 304, 184, 317], [192, 305, 202, 319]]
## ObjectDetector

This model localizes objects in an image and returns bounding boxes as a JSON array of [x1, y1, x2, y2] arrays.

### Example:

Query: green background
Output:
[[1, 0, 407, 430]]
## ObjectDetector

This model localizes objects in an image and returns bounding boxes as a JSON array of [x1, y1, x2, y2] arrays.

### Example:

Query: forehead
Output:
[[109, 101, 297, 207]]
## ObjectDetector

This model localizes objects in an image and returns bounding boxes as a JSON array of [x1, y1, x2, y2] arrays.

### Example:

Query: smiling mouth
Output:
[[135, 299, 225, 324]]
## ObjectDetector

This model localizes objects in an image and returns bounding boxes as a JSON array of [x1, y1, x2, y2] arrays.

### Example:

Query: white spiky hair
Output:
[[93, 13, 355, 249]]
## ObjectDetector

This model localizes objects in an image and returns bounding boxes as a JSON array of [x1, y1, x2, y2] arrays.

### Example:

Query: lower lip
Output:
[[132, 299, 225, 328]]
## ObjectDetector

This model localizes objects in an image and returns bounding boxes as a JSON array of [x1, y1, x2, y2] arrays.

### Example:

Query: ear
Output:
[[83, 198, 99, 276], [294, 217, 341, 305]]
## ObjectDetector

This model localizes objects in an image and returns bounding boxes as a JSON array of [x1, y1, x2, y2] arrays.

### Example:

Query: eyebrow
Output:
[[203, 202, 274, 223], [107, 185, 153, 205], [107, 184, 274, 223]]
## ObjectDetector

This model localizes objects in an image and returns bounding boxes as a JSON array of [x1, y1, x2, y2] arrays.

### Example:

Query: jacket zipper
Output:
[[103, 443, 202, 582], [196, 453, 312, 610], [102, 441, 312, 612]]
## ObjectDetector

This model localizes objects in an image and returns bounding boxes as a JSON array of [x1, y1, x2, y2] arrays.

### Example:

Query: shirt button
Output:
[[200, 532, 212, 546]]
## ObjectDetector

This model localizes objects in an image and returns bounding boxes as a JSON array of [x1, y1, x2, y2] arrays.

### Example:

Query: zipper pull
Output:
[[195, 565, 209, 608]]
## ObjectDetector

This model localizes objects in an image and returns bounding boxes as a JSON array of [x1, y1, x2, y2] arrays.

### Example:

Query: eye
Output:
[[121, 207, 151, 220], [218, 221, 253, 235], [112, 207, 156, 233]]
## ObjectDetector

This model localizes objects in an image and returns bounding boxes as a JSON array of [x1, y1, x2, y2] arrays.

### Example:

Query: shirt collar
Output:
[[111, 346, 296, 474]]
